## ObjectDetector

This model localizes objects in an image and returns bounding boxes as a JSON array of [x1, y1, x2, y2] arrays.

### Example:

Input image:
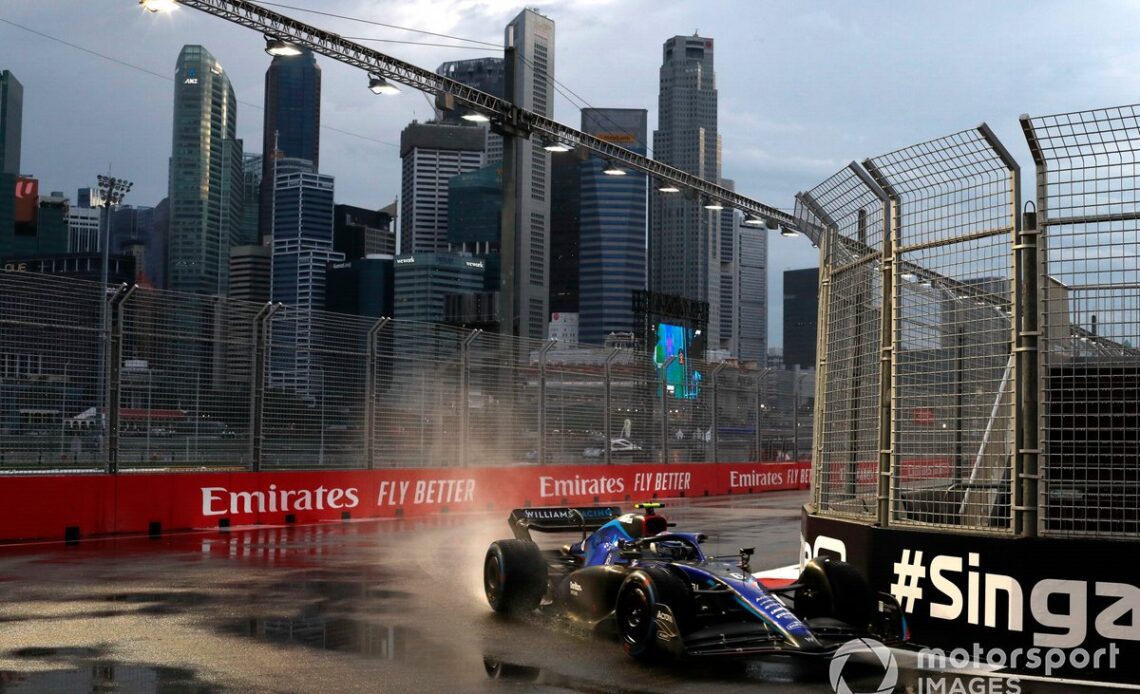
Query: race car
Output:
[[482, 503, 907, 659]]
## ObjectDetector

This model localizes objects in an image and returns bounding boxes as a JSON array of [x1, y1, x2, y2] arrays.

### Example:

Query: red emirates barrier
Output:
[[0, 460, 810, 543]]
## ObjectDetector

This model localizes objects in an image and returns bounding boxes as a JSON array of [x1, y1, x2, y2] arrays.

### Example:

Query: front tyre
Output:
[[615, 567, 690, 660], [484, 539, 548, 614]]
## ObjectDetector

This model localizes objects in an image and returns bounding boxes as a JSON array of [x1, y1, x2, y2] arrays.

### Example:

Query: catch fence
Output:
[[809, 101, 1140, 539], [0, 272, 785, 471]]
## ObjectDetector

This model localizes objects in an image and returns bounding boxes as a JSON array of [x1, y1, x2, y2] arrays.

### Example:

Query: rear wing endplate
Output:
[[508, 506, 622, 541]]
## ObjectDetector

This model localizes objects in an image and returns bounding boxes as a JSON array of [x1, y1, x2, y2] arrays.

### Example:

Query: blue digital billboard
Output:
[[653, 322, 701, 399]]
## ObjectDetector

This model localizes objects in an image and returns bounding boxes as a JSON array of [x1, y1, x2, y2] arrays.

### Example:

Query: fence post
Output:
[[710, 362, 729, 463], [248, 302, 280, 473], [105, 284, 135, 474], [754, 369, 769, 462], [364, 317, 391, 470], [459, 329, 480, 467], [1015, 118, 1042, 539], [661, 355, 676, 463], [860, 158, 898, 528], [537, 339, 556, 464], [603, 349, 620, 465]]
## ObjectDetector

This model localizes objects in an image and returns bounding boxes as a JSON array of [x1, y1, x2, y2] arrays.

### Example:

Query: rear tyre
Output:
[[484, 539, 548, 614], [615, 567, 690, 660], [795, 556, 873, 630]]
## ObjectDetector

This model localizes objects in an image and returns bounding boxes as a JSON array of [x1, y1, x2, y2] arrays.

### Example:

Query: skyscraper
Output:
[[0, 69, 23, 250], [167, 45, 243, 296], [719, 181, 736, 347], [228, 244, 271, 304], [505, 8, 555, 340], [650, 35, 722, 347], [436, 58, 505, 164], [259, 49, 321, 243], [399, 121, 484, 254], [270, 158, 341, 394], [734, 226, 767, 364], [0, 69, 21, 176], [448, 165, 502, 291], [333, 204, 395, 261], [548, 153, 580, 317], [66, 205, 101, 252], [578, 108, 648, 346], [111, 205, 159, 286], [783, 268, 819, 371], [393, 252, 485, 323], [241, 152, 262, 246]]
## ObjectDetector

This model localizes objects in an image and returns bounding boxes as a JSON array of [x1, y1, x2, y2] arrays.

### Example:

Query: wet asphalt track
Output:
[[0, 491, 1122, 693]]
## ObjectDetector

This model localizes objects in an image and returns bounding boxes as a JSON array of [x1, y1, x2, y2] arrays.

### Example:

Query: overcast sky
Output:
[[3, 0, 1140, 348]]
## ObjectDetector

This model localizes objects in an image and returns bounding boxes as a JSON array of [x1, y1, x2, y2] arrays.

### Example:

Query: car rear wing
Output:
[[508, 506, 622, 542]]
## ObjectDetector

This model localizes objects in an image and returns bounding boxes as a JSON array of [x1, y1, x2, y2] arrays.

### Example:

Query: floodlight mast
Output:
[[156, 0, 804, 234]]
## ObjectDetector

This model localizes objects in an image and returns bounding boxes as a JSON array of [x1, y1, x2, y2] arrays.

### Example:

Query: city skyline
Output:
[[4, 1, 1140, 344]]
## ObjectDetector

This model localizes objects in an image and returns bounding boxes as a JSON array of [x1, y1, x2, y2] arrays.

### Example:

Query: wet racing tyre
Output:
[[795, 556, 874, 631], [615, 567, 691, 660], [484, 539, 548, 614]]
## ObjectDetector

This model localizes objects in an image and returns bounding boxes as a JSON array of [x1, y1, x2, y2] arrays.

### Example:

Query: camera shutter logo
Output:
[[829, 638, 898, 694]]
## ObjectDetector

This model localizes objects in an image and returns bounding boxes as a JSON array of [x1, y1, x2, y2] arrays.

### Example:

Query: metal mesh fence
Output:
[[0, 272, 772, 472], [799, 164, 886, 520], [0, 273, 102, 470], [866, 126, 1017, 533], [1024, 105, 1140, 537]]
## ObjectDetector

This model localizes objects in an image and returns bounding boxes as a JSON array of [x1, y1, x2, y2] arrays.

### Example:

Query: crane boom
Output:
[[169, 0, 803, 232]]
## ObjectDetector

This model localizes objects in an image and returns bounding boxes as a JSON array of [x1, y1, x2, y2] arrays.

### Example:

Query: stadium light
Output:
[[742, 214, 764, 226], [265, 37, 302, 57], [368, 75, 400, 95], [602, 161, 627, 176], [657, 181, 680, 193], [703, 198, 724, 210], [462, 112, 491, 123], [542, 137, 571, 153], [139, 0, 177, 12], [780, 226, 799, 238]]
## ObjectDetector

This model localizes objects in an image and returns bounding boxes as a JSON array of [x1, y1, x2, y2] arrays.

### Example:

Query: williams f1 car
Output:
[[483, 503, 907, 659]]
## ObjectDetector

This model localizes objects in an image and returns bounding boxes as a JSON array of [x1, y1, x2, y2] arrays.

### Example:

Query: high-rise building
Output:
[[1, 70, 24, 249], [333, 204, 395, 261], [783, 267, 819, 371], [241, 152, 262, 246], [111, 205, 157, 285], [718, 182, 736, 346], [167, 45, 244, 297], [149, 198, 170, 289], [270, 158, 342, 394], [578, 108, 648, 346], [734, 225, 767, 364], [448, 165, 502, 292], [66, 205, 101, 253], [505, 8, 555, 340], [2, 185, 68, 262], [650, 35, 722, 347], [549, 152, 580, 317], [436, 58, 505, 164], [228, 244, 271, 304], [0, 69, 21, 176], [393, 252, 484, 323], [259, 49, 320, 243], [326, 255, 395, 319], [399, 121, 484, 254]]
